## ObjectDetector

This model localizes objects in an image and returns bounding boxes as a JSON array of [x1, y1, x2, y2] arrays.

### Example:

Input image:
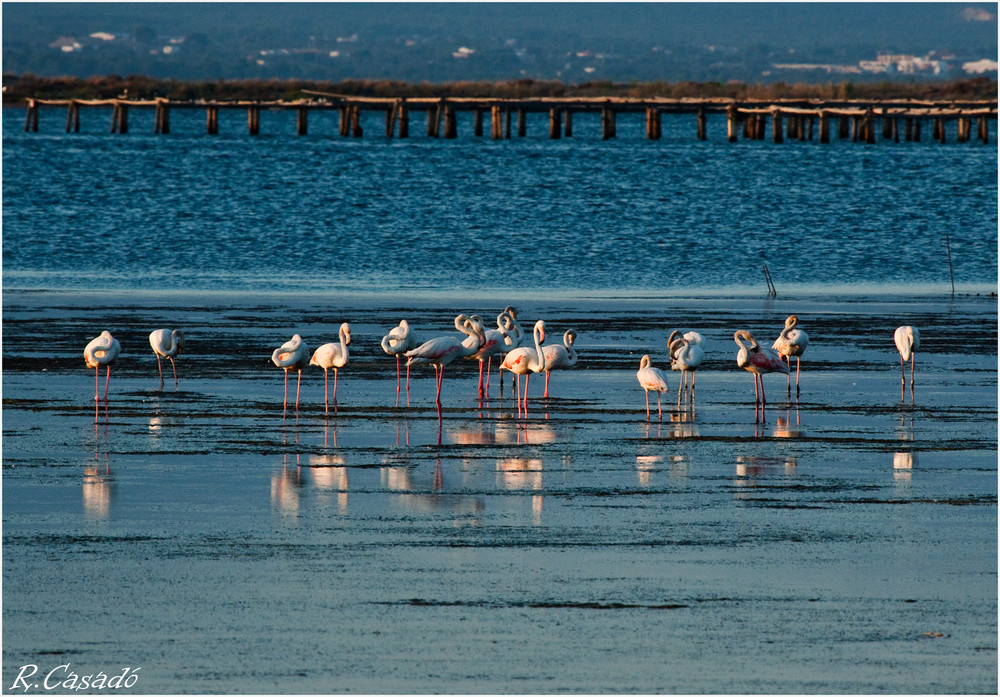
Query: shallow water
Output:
[[2, 289, 996, 693]]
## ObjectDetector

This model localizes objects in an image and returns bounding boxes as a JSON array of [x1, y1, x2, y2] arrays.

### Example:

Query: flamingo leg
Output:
[[156, 355, 164, 390], [657, 392, 662, 420], [759, 374, 767, 405], [544, 370, 551, 398], [405, 361, 411, 406], [899, 354, 906, 385], [324, 369, 330, 413], [523, 374, 530, 413], [477, 360, 485, 398], [104, 365, 112, 404], [94, 366, 100, 402], [786, 357, 792, 394], [753, 374, 760, 404], [795, 357, 801, 396], [295, 369, 302, 410], [395, 355, 401, 407], [169, 357, 178, 388], [333, 369, 339, 408], [485, 357, 492, 396], [435, 364, 444, 405], [645, 389, 651, 419], [910, 356, 915, 389]]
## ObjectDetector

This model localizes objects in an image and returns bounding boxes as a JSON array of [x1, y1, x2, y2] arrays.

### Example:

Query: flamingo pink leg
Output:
[[395, 355, 401, 407], [324, 369, 330, 413], [282, 369, 290, 411], [333, 369, 339, 407], [544, 371, 551, 398], [295, 370, 302, 409], [156, 355, 164, 389], [104, 365, 112, 404]]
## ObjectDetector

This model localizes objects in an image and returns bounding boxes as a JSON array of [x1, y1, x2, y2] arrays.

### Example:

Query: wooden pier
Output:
[[21, 94, 997, 144]]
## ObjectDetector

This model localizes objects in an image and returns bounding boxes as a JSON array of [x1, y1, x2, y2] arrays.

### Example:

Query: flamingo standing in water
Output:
[[149, 328, 185, 390], [668, 330, 704, 400], [498, 306, 525, 394], [465, 312, 514, 398], [772, 315, 809, 396], [271, 334, 310, 412], [84, 330, 122, 405], [734, 330, 789, 405], [636, 354, 670, 420], [894, 325, 919, 393], [381, 319, 420, 405], [405, 314, 484, 406], [541, 328, 578, 398], [310, 323, 351, 413], [499, 319, 546, 413]]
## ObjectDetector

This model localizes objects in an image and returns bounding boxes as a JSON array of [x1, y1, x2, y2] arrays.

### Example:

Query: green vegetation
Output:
[[3, 74, 997, 103]]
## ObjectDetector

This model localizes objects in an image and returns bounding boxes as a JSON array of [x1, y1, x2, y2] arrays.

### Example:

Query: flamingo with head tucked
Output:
[[668, 331, 704, 400], [541, 328, 578, 398], [149, 328, 185, 390], [272, 334, 310, 412], [772, 315, 809, 396], [499, 319, 546, 413], [465, 312, 514, 398], [734, 330, 789, 405], [381, 319, 420, 405], [311, 323, 351, 413], [84, 331, 122, 405], [894, 325, 919, 393], [405, 314, 484, 406], [636, 354, 670, 420]]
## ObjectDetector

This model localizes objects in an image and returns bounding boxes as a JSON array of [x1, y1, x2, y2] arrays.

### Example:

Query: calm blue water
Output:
[[3, 106, 997, 295]]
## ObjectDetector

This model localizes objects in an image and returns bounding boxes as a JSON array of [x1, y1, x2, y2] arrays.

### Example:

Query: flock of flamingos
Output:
[[81, 306, 921, 420]]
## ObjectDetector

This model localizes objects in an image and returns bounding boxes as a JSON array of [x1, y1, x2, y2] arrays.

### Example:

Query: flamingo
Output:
[[894, 325, 919, 391], [381, 319, 420, 405], [772, 315, 809, 396], [310, 323, 351, 413], [405, 314, 484, 406], [498, 306, 525, 394], [636, 354, 670, 420], [499, 319, 546, 413], [734, 330, 789, 405], [668, 331, 704, 400], [271, 334, 310, 412], [541, 328, 578, 398], [84, 330, 122, 404], [464, 312, 514, 398], [148, 328, 184, 390]]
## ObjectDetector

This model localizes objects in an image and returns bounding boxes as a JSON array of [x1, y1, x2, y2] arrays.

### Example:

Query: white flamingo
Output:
[[541, 328, 578, 398], [499, 319, 546, 413], [405, 314, 484, 406], [310, 323, 351, 413], [668, 332, 704, 400], [84, 330, 122, 405], [636, 354, 669, 420], [465, 312, 514, 398], [734, 330, 789, 405], [149, 328, 184, 390], [381, 319, 420, 405], [894, 325, 919, 392], [271, 334, 310, 412], [772, 315, 809, 396]]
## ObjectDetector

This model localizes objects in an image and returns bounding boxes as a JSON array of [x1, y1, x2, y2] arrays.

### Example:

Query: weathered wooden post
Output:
[[398, 100, 409, 138], [24, 99, 38, 132], [248, 105, 260, 135], [443, 102, 457, 138], [772, 109, 783, 143], [727, 104, 739, 142], [934, 116, 945, 143], [491, 104, 502, 139], [978, 115, 989, 144], [818, 110, 829, 143], [504, 108, 511, 138], [473, 109, 483, 137], [351, 104, 363, 137], [339, 106, 349, 137], [206, 106, 219, 135], [696, 106, 706, 141], [296, 107, 308, 136], [806, 116, 813, 141], [66, 101, 79, 133], [601, 102, 616, 139], [517, 108, 526, 137], [385, 104, 396, 138], [549, 107, 561, 139], [912, 117, 921, 142], [564, 109, 573, 137], [158, 99, 170, 134], [865, 109, 876, 144], [426, 104, 437, 137], [838, 115, 849, 140]]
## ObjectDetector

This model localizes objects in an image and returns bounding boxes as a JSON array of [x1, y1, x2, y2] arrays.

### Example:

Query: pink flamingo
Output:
[[894, 325, 919, 392], [499, 319, 546, 413], [381, 319, 420, 405], [271, 334, 310, 412], [310, 323, 351, 413], [464, 312, 514, 398], [772, 315, 809, 396], [149, 328, 184, 390], [734, 330, 789, 405], [636, 354, 670, 420], [405, 314, 484, 406], [84, 330, 121, 405], [541, 328, 578, 398]]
